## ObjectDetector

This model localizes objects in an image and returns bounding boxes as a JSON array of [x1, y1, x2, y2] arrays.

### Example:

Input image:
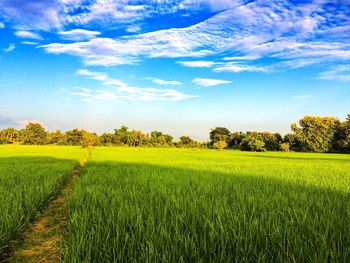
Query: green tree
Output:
[[47, 130, 63, 144], [0, 127, 20, 144], [114, 126, 131, 145], [259, 132, 282, 151], [177, 136, 200, 148], [82, 131, 100, 148], [332, 114, 350, 153], [291, 116, 338, 152], [240, 134, 265, 152], [60, 129, 84, 146], [227, 131, 246, 149], [209, 127, 231, 145], [21, 123, 47, 145], [99, 133, 117, 146]]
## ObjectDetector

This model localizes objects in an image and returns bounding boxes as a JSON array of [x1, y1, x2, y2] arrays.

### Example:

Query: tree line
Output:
[[0, 114, 349, 153]]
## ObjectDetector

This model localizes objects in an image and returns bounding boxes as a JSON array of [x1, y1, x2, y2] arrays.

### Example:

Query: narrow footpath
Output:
[[7, 154, 89, 263]]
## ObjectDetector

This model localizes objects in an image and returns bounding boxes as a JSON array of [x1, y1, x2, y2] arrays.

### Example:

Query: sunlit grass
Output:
[[0, 146, 84, 256], [65, 147, 350, 262]]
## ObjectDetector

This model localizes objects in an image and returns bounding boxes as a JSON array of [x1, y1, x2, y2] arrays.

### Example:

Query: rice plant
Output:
[[64, 148, 350, 262]]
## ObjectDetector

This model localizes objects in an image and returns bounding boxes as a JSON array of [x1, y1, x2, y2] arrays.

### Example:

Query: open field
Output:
[[0, 146, 85, 258], [0, 146, 349, 262]]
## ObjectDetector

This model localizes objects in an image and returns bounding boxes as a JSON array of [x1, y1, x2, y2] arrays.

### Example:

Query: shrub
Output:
[[213, 140, 227, 150], [279, 143, 290, 152]]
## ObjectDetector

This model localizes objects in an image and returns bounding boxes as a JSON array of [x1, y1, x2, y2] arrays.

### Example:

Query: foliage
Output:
[[291, 116, 338, 152], [227, 131, 246, 149], [0, 114, 349, 152], [82, 132, 99, 148], [176, 136, 201, 148], [21, 123, 47, 145], [279, 142, 290, 152], [240, 134, 266, 152], [209, 127, 231, 145], [213, 140, 227, 150]]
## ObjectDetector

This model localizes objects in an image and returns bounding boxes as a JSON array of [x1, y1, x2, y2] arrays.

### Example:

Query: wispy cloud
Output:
[[319, 65, 350, 82], [59, 29, 101, 41], [126, 25, 141, 33], [178, 60, 216, 68], [38, 1, 350, 70], [2, 0, 350, 76], [4, 43, 15, 52], [15, 30, 43, 40], [77, 69, 108, 81], [74, 69, 194, 102], [149, 78, 182, 86], [21, 41, 39, 45], [213, 62, 270, 73], [193, 78, 231, 87], [0, 22, 4, 29]]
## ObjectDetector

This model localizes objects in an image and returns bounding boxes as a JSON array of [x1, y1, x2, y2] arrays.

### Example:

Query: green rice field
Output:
[[0, 145, 349, 262]]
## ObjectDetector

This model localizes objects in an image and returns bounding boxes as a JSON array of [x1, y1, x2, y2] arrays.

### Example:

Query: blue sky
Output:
[[0, 0, 349, 140]]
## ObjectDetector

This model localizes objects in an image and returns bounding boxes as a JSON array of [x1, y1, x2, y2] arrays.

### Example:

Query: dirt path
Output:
[[7, 155, 88, 263]]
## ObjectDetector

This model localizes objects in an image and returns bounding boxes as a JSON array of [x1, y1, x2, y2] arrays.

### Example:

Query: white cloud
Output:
[[319, 65, 350, 82], [39, 1, 350, 70], [223, 55, 259, 61], [213, 63, 270, 73], [21, 41, 39, 45], [77, 69, 109, 81], [73, 69, 194, 102], [0, 0, 61, 30], [178, 60, 215, 68], [126, 25, 141, 33], [192, 78, 231, 87], [59, 29, 101, 40], [4, 43, 15, 52], [0, 22, 4, 29], [2, 0, 350, 74], [15, 30, 43, 40], [294, 94, 312, 100], [150, 78, 182, 86]]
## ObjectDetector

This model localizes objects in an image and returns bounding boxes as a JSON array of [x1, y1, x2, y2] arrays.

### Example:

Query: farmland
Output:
[[1, 146, 350, 262]]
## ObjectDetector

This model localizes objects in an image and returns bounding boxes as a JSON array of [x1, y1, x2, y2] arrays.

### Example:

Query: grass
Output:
[[63, 147, 350, 262], [0, 145, 85, 257]]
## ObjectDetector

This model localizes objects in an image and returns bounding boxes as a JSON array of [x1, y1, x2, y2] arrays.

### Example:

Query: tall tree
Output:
[[292, 116, 338, 152], [60, 129, 84, 146], [209, 127, 231, 145], [21, 123, 47, 145], [0, 128, 20, 144]]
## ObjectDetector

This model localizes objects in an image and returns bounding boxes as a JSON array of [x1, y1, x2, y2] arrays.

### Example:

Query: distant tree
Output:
[[114, 126, 131, 145], [99, 133, 117, 146], [47, 130, 63, 144], [21, 123, 47, 145], [227, 131, 246, 149], [150, 131, 174, 147], [60, 129, 84, 146], [332, 114, 350, 153], [0, 127, 20, 144], [82, 131, 100, 148], [291, 116, 338, 152], [177, 136, 200, 148], [210, 127, 231, 145], [259, 132, 282, 151], [213, 140, 227, 150], [129, 130, 149, 147], [240, 134, 265, 152]]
